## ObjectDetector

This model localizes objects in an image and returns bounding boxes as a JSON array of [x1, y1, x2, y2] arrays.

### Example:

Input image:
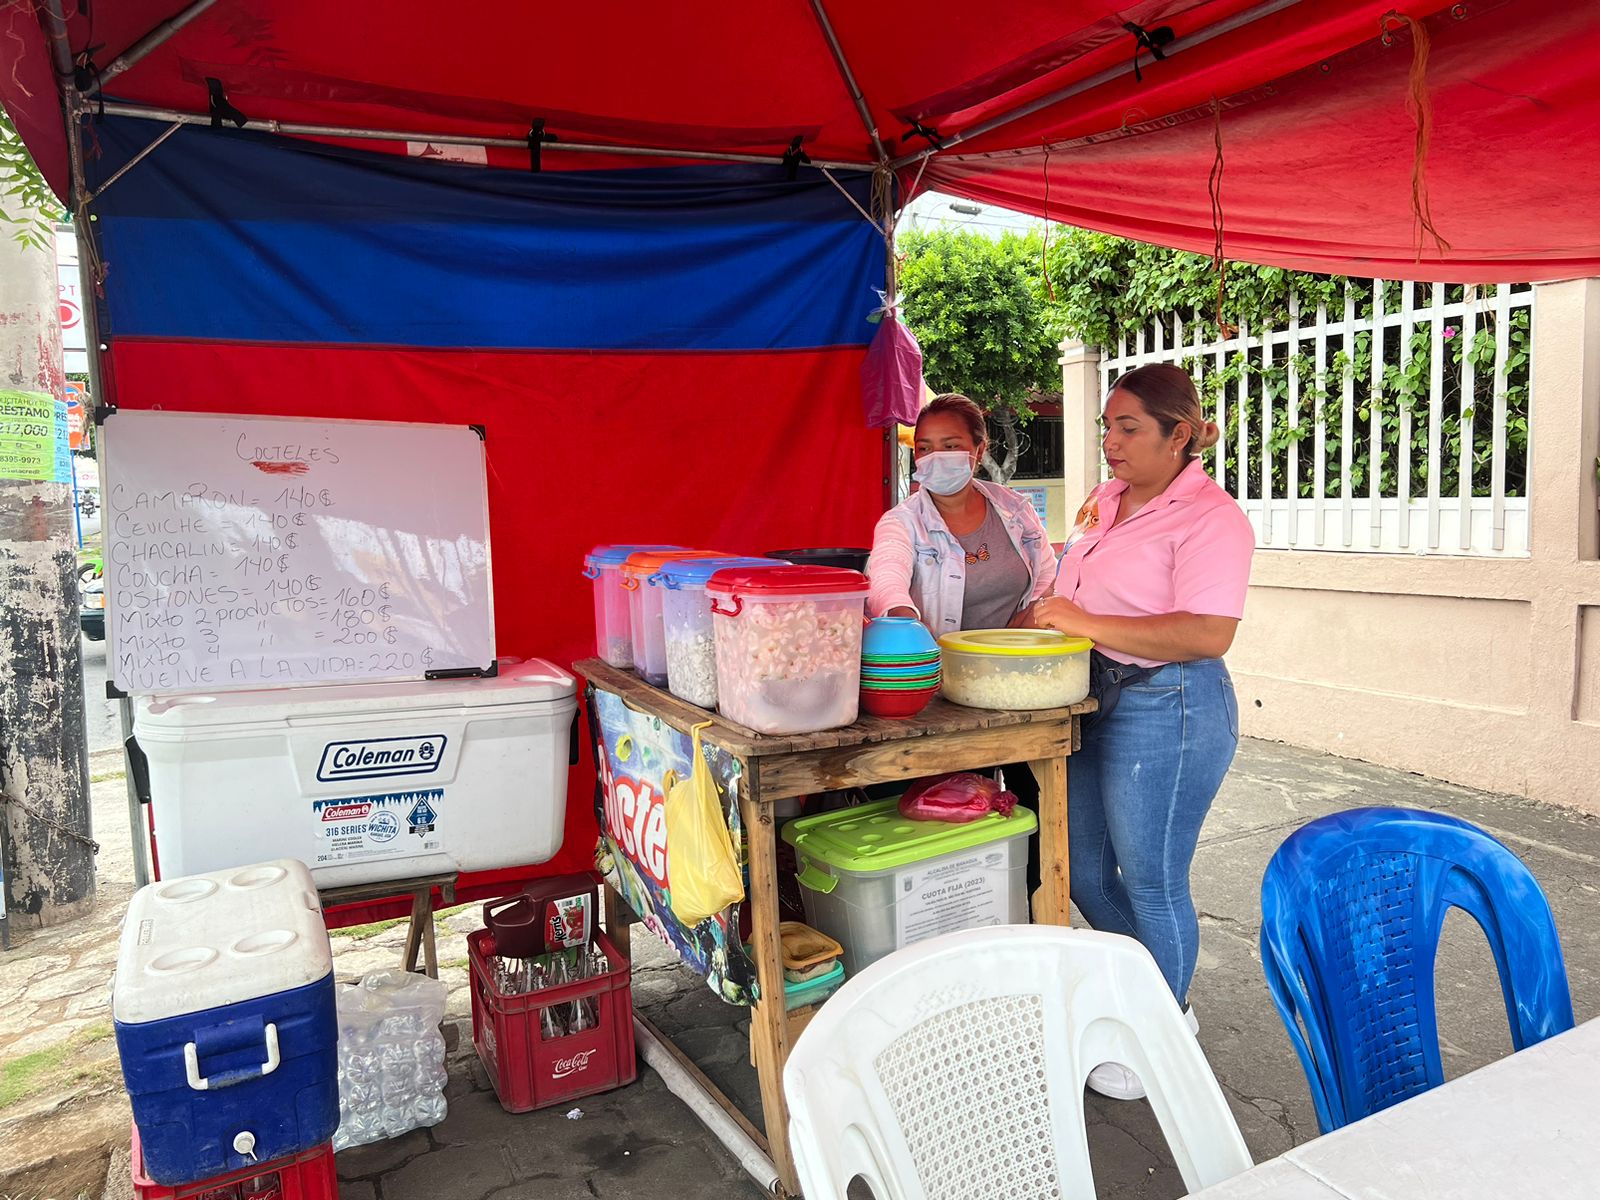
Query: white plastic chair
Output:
[[783, 925, 1252, 1200]]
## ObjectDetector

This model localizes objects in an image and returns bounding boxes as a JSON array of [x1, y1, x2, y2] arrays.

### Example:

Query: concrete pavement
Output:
[[3, 737, 1598, 1199]]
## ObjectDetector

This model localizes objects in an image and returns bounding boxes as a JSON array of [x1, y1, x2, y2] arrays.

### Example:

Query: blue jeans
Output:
[[1068, 657, 1239, 1002]]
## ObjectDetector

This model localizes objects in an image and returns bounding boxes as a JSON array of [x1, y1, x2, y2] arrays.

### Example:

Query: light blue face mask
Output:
[[913, 450, 976, 496]]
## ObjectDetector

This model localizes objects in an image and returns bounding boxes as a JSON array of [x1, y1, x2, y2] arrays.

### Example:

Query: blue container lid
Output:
[[655, 556, 784, 589], [583, 544, 682, 575]]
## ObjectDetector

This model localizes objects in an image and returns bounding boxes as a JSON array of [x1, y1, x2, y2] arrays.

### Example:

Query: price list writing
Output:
[[104, 412, 495, 695]]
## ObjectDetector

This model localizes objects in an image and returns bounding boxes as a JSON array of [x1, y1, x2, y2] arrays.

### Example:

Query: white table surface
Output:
[[1188, 1018, 1600, 1199]]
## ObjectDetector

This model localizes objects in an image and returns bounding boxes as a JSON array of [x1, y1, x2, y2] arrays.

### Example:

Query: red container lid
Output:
[[706, 564, 869, 596]]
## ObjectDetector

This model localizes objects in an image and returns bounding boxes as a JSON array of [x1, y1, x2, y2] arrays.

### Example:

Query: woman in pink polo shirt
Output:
[[1024, 363, 1253, 1101]]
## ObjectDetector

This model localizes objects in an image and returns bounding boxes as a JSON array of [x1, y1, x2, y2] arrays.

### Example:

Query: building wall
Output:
[[1060, 279, 1600, 813], [1005, 477, 1067, 542]]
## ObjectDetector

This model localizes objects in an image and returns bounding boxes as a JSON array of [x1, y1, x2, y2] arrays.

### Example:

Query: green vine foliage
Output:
[[897, 228, 1058, 425], [1043, 231, 1533, 501], [900, 225, 1533, 502], [0, 103, 65, 250]]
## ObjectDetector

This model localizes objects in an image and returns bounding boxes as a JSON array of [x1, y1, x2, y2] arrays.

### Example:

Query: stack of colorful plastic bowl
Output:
[[860, 617, 941, 719]]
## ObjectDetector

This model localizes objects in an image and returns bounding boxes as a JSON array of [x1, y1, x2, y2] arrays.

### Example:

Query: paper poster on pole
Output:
[[0, 390, 71, 483]]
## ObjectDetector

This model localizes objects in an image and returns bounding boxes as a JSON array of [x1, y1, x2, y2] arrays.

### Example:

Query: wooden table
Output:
[[576, 658, 1094, 1198], [1188, 1018, 1600, 1199], [319, 871, 458, 979]]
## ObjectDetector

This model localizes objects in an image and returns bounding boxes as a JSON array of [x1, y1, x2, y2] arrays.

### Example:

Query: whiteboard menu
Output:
[[103, 411, 495, 695]]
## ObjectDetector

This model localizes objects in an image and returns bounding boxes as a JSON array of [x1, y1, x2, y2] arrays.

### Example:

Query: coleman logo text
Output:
[[317, 735, 448, 783]]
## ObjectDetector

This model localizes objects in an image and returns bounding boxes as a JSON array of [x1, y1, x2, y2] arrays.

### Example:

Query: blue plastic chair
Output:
[[1260, 806, 1574, 1133]]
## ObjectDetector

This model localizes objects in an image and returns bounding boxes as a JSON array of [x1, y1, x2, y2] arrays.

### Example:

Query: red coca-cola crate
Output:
[[130, 1124, 336, 1200], [468, 927, 637, 1113]]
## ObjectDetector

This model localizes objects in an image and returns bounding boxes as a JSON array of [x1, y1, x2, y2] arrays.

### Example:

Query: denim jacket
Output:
[[867, 479, 1056, 635]]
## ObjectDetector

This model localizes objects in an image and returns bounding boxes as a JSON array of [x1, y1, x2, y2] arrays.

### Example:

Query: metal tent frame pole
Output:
[[888, 0, 1310, 168], [87, 102, 876, 174], [806, 0, 887, 164], [88, 0, 221, 94]]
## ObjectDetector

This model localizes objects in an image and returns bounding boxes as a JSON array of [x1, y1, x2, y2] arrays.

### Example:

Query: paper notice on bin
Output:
[[894, 848, 1011, 948]]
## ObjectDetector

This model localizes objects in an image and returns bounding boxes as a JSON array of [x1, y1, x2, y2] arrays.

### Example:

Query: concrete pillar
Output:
[[1059, 338, 1103, 518], [1528, 279, 1600, 566], [1524, 279, 1600, 807], [0, 191, 95, 926]]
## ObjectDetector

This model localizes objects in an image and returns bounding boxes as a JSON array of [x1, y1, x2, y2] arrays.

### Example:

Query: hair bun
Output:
[[1194, 420, 1221, 451]]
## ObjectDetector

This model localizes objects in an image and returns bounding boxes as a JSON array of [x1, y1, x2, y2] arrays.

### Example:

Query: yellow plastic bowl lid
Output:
[[938, 629, 1094, 657]]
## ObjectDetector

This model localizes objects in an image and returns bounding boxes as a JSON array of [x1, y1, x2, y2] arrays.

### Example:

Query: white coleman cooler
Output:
[[131, 659, 579, 887]]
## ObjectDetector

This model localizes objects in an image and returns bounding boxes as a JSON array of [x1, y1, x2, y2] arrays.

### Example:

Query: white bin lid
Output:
[[114, 859, 333, 1025], [134, 657, 576, 731]]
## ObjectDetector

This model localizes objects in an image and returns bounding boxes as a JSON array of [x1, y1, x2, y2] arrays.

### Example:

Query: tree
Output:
[[1, 104, 64, 250], [897, 228, 1059, 483], [0, 105, 94, 927]]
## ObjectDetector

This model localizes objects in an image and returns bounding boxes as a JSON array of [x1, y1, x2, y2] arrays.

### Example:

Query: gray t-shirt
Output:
[[955, 501, 1031, 630]]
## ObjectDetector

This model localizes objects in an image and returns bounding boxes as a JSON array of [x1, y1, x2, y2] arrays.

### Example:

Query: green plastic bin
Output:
[[781, 799, 1037, 976]]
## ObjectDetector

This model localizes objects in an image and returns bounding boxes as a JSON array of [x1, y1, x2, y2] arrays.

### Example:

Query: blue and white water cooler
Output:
[[112, 858, 339, 1185]]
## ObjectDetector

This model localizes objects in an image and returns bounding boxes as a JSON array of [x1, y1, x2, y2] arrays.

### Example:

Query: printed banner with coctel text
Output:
[[587, 685, 757, 1005]]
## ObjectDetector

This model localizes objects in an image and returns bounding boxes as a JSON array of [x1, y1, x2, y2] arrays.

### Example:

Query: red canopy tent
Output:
[[1, 0, 1594, 904], [3, 0, 1596, 278]]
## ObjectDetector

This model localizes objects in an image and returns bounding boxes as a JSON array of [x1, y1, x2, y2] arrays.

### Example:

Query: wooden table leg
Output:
[[403, 887, 436, 976], [1030, 752, 1071, 926], [603, 880, 632, 963], [740, 768, 800, 1198]]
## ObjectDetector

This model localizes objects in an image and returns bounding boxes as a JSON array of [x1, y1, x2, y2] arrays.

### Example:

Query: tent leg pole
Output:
[[120, 699, 150, 889], [633, 1016, 782, 1195]]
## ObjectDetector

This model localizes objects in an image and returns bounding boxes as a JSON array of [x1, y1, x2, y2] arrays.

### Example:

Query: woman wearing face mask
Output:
[[866, 393, 1056, 634], [1024, 363, 1254, 1102]]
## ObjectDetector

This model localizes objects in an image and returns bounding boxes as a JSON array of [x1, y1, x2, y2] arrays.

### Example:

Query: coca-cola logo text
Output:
[[552, 1049, 598, 1079], [597, 740, 669, 888]]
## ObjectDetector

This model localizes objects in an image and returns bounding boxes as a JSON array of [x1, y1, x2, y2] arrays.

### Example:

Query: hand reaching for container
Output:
[[1030, 595, 1095, 639]]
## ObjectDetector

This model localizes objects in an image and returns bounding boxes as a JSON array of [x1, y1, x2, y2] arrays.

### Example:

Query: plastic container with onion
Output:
[[657, 555, 785, 709], [937, 629, 1094, 710], [621, 550, 731, 686]]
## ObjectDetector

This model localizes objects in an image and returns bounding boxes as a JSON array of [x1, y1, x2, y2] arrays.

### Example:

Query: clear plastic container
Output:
[[622, 550, 730, 686], [938, 629, 1094, 710], [583, 545, 680, 668], [782, 798, 1038, 975], [658, 556, 784, 709], [707, 565, 869, 735]]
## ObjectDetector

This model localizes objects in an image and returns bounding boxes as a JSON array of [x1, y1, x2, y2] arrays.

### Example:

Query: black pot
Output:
[[765, 547, 871, 572]]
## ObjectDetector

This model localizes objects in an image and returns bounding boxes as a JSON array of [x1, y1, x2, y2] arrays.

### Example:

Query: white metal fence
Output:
[[1098, 282, 1536, 556]]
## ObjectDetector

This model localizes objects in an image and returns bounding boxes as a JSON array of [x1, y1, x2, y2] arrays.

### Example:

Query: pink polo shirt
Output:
[[1054, 458, 1255, 667]]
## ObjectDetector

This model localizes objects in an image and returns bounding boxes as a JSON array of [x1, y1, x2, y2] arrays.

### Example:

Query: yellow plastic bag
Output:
[[665, 721, 745, 926]]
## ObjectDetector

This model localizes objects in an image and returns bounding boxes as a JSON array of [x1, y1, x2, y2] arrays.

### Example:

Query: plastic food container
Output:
[[938, 629, 1094, 710], [782, 799, 1038, 975], [658, 556, 784, 709], [707, 565, 869, 735], [583, 545, 681, 667], [740, 949, 847, 1012], [622, 550, 730, 685]]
